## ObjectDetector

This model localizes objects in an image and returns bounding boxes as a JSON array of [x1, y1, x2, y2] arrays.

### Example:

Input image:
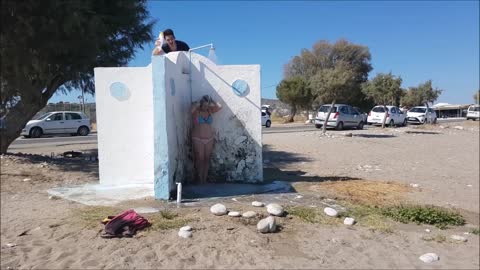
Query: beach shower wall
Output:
[[94, 52, 263, 200]]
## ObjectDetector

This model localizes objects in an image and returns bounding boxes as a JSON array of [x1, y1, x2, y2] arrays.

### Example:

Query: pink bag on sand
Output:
[[103, 209, 150, 238]]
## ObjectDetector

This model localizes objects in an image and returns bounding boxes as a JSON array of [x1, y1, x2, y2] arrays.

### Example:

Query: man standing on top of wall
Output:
[[152, 28, 190, 55]]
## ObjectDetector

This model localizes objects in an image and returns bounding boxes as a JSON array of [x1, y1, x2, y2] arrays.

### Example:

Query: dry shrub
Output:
[[308, 180, 412, 206]]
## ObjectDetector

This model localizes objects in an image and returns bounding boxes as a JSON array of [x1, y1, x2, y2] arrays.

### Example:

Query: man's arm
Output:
[[152, 39, 165, 56], [152, 47, 164, 56]]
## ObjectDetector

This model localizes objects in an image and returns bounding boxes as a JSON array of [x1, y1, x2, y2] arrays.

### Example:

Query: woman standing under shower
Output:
[[191, 95, 222, 184]]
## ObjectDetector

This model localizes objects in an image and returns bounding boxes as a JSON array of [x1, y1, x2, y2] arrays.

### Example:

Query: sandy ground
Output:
[[1, 121, 479, 269]]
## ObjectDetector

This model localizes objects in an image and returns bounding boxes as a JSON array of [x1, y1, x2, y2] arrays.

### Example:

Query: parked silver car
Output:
[[21, 111, 91, 138], [315, 104, 365, 130]]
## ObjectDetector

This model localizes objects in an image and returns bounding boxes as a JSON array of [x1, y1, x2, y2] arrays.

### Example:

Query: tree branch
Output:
[[42, 75, 66, 102]]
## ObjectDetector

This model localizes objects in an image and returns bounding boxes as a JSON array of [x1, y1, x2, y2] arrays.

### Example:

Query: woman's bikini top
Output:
[[197, 114, 213, 124]]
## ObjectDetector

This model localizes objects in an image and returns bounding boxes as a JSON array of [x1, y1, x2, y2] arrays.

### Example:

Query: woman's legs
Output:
[[193, 139, 205, 184], [202, 140, 214, 183]]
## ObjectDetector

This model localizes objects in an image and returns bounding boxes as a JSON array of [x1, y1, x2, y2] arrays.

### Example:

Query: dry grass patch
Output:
[[287, 206, 343, 226], [422, 234, 447, 243], [287, 204, 393, 232], [144, 213, 193, 232], [73, 206, 123, 229], [73, 207, 194, 232], [306, 180, 412, 206]]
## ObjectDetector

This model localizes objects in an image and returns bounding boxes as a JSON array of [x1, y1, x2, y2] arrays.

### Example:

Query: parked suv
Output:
[[367, 105, 406, 127], [21, 111, 91, 138], [466, 105, 479, 121], [261, 110, 271, 128], [315, 104, 365, 130], [406, 107, 437, 124]]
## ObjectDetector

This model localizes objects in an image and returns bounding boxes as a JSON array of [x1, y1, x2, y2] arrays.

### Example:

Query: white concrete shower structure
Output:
[[94, 52, 263, 200]]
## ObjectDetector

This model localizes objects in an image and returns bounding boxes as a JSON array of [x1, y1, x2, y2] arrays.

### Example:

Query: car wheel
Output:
[[30, 127, 43, 138], [403, 119, 407, 127], [77, 126, 90, 136], [265, 120, 271, 128], [433, 118, 437, 124], [389, 120, 395, 127], [315, 124, 322, 129], [336, 121, 344, 131], [357, 121, 364, 130]]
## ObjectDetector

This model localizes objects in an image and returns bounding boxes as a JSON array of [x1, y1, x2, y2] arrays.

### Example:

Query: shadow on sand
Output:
[[182, 144, 359, 199]]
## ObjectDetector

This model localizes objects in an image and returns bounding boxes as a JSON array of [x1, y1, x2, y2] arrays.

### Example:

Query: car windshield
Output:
[[409, 108, 426, 113], [469, 106, 480, 112], [319, 106, 337, 113], [35, 113, 51, 120], [372, 107, 386, 113]]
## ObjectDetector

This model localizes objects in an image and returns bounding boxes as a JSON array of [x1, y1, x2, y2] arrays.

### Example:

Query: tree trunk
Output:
[[288, 105, 297, 123], [1, 76, 65, 154], [322, 100, 336, 134], [381, 105, 388, 128], [0, 99, 46, 154], [425, 102, 430, 124]]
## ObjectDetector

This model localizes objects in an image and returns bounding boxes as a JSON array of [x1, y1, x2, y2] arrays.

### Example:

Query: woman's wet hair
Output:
[[199, 95, 212, 108]]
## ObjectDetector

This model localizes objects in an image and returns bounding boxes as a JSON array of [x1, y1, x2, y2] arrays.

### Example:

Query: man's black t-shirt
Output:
[[162, 40, 190, 53]]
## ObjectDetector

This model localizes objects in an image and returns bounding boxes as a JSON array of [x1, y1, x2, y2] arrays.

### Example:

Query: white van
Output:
[[466, 105, 480, 121], [21, 111, 91, 138]]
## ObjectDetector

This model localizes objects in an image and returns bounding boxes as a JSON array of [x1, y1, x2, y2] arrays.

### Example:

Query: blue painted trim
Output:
[[152, 56, 170, 200]]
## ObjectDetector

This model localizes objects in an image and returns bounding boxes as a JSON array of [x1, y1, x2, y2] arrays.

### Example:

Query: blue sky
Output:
[[50, 0, 479, 105]]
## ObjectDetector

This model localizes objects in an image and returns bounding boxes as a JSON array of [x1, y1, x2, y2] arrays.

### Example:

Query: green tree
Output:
[[362, 72, 403, 128], [0, 0, 155, 153], [400, 88, 423, 108], [284, 39, 372, 109], [400, 80, 443, 123], [276, 76, 313, 122], [309, 65, 356, 133]]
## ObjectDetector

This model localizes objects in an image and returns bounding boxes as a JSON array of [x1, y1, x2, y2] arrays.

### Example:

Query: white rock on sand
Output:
[[419, 253, 439, 263], [178, 230, 192, 238], [257, 216, 276, 233], [450, 235, 468, 242], [343, 217, 355, 226], [252, 201, 264, 207], [228, 211, 241, 217], [210, 204, 227, 216], [179, 226, 192, 232], [266, 203, 284, 216], [324, 207, 338, 217], [242, 211, 257, 218]]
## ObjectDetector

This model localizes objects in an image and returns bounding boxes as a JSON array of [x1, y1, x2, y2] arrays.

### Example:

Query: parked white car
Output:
[[466, 104, 479, 121], [367, 105, 406, 127], [315, 104, 365, 130], [406, 107, 437, 124], [21, 111, 91, 138], [261, 110, 271, 128]]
